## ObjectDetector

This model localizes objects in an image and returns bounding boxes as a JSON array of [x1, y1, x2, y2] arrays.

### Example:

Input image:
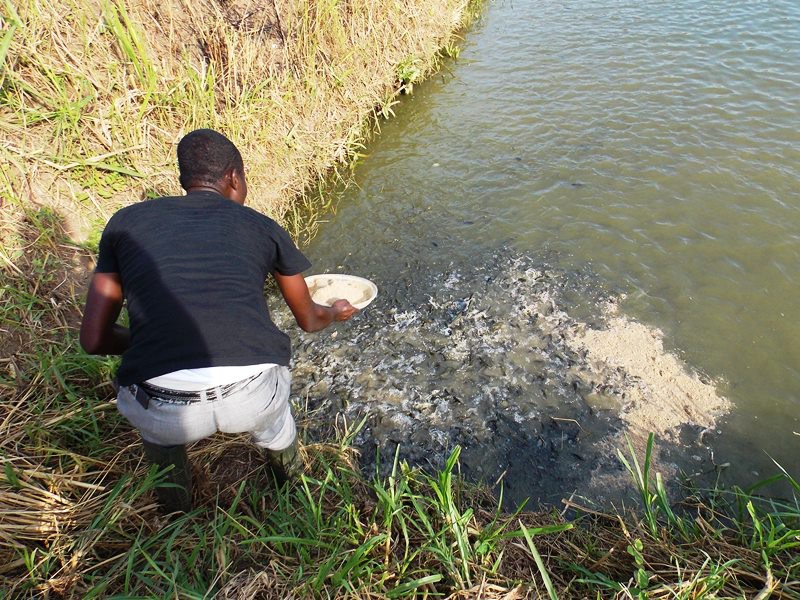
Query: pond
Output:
[[288, 0, 800, 506]]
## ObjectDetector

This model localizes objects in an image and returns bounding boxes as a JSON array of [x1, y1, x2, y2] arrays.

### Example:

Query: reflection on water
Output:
[[304, 0, 800, 491]]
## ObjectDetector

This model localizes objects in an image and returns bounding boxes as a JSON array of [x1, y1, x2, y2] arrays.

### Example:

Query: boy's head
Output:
[[177, 129, 247, 203]]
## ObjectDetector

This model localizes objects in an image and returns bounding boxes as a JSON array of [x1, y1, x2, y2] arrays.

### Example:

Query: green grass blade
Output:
[[519, 519, 558, 600], [388, 574, 444, 598], [0, 21, 17, 78]]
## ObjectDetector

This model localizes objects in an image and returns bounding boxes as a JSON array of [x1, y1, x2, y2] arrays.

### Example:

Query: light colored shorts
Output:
[[116, 365, 295, 450]]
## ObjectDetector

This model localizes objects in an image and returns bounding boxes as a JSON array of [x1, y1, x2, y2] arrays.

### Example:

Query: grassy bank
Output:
[[2, 0, 800, 598], [1, 0, 477, 244]]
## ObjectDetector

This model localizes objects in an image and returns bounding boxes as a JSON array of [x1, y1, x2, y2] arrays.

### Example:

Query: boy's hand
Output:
[[275, 272, 360, 332], [331, 299, 359, 321]]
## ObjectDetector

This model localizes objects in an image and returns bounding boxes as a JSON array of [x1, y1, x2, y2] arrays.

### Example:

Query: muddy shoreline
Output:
[[278, 251, 730, 509]]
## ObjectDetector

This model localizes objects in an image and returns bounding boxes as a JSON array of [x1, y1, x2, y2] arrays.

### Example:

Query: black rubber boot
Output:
[[263, 437, 303, 486], [141, 439, 193, 514]]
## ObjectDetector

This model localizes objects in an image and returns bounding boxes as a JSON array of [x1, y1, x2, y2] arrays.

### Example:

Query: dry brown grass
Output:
[[1, 0, 476, 244]]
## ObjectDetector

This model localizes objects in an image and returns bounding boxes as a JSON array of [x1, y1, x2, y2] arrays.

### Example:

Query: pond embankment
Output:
[[1, 0, 479, 243]]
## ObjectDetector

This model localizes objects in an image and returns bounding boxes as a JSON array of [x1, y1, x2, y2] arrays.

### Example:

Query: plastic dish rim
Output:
[[304, 273, 378, 309]]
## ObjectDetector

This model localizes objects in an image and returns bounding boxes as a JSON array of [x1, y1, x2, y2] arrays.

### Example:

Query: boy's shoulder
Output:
[[234, 203, 292, 237], [108, 195, 183, 221], [105, 195, 291, 239]]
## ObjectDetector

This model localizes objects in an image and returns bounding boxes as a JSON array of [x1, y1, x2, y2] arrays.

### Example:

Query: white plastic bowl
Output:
[[305, 274, 378, 310]]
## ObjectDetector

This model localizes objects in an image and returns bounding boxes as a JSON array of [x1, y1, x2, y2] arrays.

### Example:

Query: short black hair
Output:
[[177, 129, 244, 190]]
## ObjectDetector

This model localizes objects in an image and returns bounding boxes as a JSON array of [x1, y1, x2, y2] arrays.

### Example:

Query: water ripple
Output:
[[310, 0, 800, 485]]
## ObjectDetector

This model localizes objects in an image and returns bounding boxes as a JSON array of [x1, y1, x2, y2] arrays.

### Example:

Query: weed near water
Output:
[[567, 436, 800, 599]]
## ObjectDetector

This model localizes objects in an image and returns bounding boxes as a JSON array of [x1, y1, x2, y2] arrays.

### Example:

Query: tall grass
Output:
[[1, 0, 479, 245], [568, 434, 800, 599]]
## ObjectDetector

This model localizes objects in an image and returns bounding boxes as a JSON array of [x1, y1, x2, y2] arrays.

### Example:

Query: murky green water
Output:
[[306, 0, 800, 488]]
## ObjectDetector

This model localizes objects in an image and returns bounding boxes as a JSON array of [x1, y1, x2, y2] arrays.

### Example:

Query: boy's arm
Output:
[[274, 272, 358, 332], [80, 272, 131, 355]]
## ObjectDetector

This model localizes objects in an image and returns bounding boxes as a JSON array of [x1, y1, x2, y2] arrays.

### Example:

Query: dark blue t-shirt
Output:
[[95, 191, 311, 385]]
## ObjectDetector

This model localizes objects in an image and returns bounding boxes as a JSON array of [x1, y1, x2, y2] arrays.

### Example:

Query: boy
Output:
[[80, 129, 357, 513]]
